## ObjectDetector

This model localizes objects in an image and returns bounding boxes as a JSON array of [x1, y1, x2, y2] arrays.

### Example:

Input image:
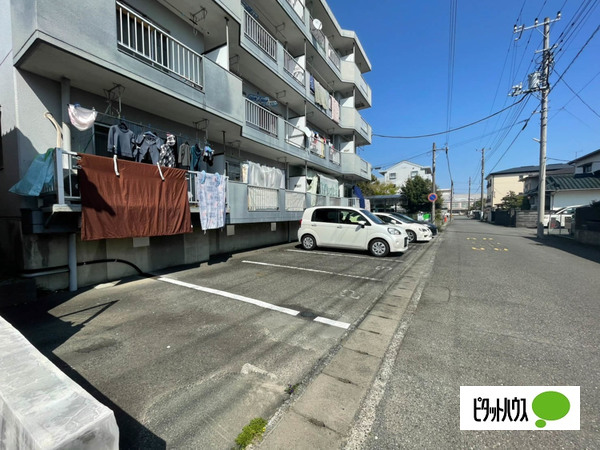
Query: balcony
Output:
[[116, 1, 203, 89], [340, 107, 372, 145], [38, 148, 361, 232], [341, 152, 372, 180]]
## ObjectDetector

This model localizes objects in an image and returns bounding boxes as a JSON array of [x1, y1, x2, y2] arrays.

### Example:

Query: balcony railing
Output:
[[286, 0, 305, 22], [244, 10, 277, 60], [329, 147, 341, 165], [116, 1, 203, 88], [284, 121, 306, 149], [284, 49, 305, 87], [45, 149, 364, 226], [245, 99, 278, 137], [327, 42, 341, 70], [248, 186, 279, 211]]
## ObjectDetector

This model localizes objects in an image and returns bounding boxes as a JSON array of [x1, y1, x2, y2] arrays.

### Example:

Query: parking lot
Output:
[[2, 239, 435, 449]]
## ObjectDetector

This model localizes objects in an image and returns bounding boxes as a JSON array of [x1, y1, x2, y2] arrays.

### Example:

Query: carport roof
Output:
[[546, 174, 600, 192]]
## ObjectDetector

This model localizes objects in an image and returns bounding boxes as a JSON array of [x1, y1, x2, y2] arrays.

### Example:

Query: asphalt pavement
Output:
[[1, 236, 434, 449], [344, 216, 600, 449]]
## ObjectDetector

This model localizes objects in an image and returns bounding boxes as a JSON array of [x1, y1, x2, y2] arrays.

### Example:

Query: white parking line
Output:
[[286, 249, 405, 262], [157, 276, 299, 316], [157, 276, 351, 329], [314, 317, 351, 329], [242, 260, 382, 281]]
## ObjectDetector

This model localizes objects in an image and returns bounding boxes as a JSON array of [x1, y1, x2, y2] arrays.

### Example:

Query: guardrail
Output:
[[116, 1, 203, 88], [284, 49, 305, 87], [285, 0, 305, 22]]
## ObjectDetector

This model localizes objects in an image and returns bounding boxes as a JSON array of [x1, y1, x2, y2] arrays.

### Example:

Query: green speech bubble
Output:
[[532, 391, 570, 428]]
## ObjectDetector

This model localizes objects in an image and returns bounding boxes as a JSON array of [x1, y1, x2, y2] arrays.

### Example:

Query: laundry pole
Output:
[[61, 77, 77, 292]]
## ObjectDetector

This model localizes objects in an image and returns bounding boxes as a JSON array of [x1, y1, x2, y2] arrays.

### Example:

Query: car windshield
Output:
[[391, 213, 418, 223], [361, 209, 385, 224]]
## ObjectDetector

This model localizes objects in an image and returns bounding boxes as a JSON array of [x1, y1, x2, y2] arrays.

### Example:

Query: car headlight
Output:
[[420, 227, 428, 232], [387, 227, 401, 235]]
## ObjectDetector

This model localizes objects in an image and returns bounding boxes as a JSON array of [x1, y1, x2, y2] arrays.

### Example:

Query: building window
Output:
[[389, 172, 396, 180], [582, 163, 592, 173], [410, 170, 418, 178]]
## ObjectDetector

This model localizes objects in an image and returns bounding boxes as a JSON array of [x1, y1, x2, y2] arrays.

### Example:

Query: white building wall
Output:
[[551, 190, 600, 209]]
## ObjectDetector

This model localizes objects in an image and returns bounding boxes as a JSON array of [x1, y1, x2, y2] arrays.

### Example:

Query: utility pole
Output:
[[513, 13, 560, 238], [431, 142, 436, 223], [468, 176, 471, 216], [479, 148, 485, 221]]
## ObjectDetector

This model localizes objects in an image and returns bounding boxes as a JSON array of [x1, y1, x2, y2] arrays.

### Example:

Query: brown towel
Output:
[[79, 154, 192, 241]]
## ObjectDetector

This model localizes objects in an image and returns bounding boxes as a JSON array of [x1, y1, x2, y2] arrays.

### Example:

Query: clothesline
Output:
[[94, 110, 209, 147]]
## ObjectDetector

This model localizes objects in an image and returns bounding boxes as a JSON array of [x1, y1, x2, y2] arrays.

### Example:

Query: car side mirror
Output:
[[357, 220, 367, 228]]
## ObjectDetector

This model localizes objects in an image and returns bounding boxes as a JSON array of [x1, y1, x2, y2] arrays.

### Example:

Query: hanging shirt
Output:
[[178, 143, 191, 167], [158, 143, 175, 168], [191, 144, 204, 171], [135, 132, 162, 164], [108, 123, 135, 158]]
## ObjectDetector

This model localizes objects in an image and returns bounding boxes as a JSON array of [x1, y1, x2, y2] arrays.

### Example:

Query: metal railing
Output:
[[116, 1, 203, 88], [284, 49, 305, 87], [248, 185, 279, 211], [244, 10, 277, 60], [284, 121, 306, 149], [310, 16, 326, 52], [245, 99, 278, 137]]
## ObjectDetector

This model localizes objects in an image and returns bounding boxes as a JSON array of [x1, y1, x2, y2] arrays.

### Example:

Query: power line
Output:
[[373, 95, 529, 139]]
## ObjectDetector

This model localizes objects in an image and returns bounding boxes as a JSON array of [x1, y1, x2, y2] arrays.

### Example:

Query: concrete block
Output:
[[358, 314, 399, 336], [323, 347, 381, 388], [261, 411, 341, 450], [371, 301, 409, 320], [292, 374, 364, 434], [343, 329, 392, 358]]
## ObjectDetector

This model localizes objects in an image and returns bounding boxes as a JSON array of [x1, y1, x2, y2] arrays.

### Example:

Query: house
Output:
[[439, 189, 472, 213], [485, 164, 572, 212], [524, 149, 600, 210], [0, 0, 373, 290], [378, 160, 432, 190]]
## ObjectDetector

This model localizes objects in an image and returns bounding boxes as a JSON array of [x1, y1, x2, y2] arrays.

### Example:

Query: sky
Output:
[[326, 0, 600, 194]]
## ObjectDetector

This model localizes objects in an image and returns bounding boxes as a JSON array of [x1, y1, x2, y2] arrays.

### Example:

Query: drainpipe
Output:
[[61, 77, 77, 292]]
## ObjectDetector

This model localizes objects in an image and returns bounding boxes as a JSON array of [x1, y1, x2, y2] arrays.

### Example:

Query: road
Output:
[[347, 216, 600, 449]]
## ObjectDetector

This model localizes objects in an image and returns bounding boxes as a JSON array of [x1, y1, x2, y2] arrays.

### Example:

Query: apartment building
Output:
[[378, 160, 432, 190], [0, 0, 373, 290]]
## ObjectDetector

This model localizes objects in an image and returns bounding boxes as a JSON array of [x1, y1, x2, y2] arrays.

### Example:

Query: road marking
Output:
[[157, 276, 351, 329], [471, 247, 485, 251], [286, 249, 404, 262], [158, 276, 299, 316], [314, 317, 350, 329], [242, 260, 382, 281]]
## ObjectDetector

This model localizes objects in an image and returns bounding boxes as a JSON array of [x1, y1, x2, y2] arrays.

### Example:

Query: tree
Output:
[[499, 191, 524, 210], [471, 199, 484, 211], [401, 175, 443, 213], [357, 175, 398, 196]]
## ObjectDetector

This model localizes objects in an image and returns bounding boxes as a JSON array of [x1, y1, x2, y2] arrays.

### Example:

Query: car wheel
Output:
[[369, 239, 389, 257], [301, 234, 316, 251], [406, 230, 417, 243]]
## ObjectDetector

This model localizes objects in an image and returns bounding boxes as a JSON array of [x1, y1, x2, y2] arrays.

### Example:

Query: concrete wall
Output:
[[516, 211, 537, 228]]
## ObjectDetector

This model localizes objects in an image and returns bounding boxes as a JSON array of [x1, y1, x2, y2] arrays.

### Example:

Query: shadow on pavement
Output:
[[1, 291, 167, 450], [526, 235, 600, 265]]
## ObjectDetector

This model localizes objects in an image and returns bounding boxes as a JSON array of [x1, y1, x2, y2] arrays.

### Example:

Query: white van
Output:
[[298, 206, 409, 257]]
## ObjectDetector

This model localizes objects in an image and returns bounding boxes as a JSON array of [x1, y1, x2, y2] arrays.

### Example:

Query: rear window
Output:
[[312, 208, 340, 223]]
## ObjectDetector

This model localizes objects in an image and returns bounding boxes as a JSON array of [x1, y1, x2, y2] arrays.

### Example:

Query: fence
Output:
[[245, 99, 278, 137]]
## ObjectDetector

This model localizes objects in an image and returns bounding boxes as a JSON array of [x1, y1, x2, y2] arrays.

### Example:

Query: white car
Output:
[[543, 205, 582, 228], [298, 206, 409, 257], [374, 212, 433, 243]]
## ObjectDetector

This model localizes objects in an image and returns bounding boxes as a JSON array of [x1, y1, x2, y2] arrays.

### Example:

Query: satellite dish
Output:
[[312, 18, 322, 31]]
